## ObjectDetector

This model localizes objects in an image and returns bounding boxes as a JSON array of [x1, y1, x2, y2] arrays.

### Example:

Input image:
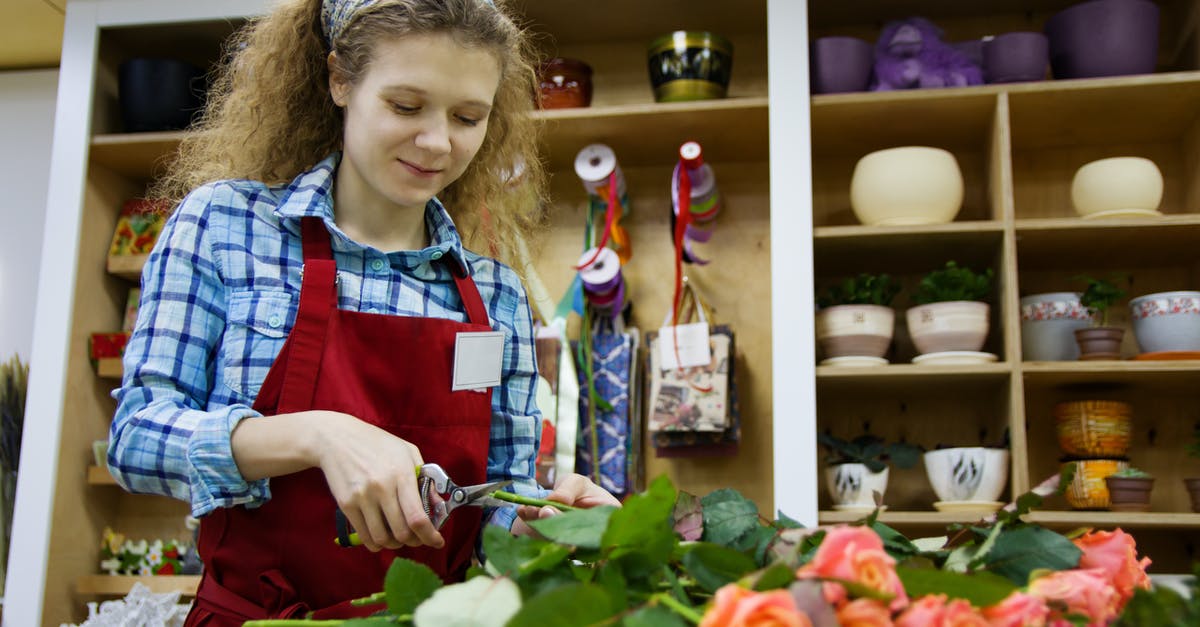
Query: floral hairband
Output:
[[321, 0, 496, 45]]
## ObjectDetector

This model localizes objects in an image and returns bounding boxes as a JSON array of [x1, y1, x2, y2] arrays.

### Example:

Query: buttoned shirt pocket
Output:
[[221, 290, 295, 401]]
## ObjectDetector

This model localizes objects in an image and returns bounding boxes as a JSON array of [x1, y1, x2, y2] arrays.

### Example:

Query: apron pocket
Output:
[[221, 290, 294, 399]]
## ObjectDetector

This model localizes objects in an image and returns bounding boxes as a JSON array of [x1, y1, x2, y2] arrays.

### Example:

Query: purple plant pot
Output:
[[983, 32, 1049, 83], [1044, 0, 1160, 79], [811, 36, 874, 94]]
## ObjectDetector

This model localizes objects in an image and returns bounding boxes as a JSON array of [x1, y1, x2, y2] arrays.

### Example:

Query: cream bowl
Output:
[[1070, 157, 1163, 217], [850, 146, 964, 226]]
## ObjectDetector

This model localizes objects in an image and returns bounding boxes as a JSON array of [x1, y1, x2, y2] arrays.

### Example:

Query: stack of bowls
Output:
[[1055, 400, 1132, 509]]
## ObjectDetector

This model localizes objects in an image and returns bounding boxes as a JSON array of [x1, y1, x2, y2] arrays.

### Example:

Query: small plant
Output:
[[818, 432, 922, 473], [1110, 467, 1152, 479], [1187, 426, 1200, 459], [912, 261, 994, 304], [1076, 274, 1127, 327], [817, 273, 901, 308]]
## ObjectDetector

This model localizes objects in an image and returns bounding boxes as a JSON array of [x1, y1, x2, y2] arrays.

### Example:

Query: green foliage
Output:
[[817, 273, 901, 308], [383, 558, 442, 617], [817, 432, 923, 473], [912, 261, 994, 304], [896, 567, 1016, 607], [1113, 565, 1200, 626], [1075, 274, 1127, 327], [1187, 426, 1200, 459], [1109, 467, 1152, 479]]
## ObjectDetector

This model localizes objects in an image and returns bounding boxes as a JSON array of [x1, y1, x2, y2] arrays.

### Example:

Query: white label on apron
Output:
[[452, 331, 505, 391]]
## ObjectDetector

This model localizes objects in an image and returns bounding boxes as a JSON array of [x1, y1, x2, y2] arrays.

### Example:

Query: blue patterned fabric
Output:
[[576, 330, 633, 496], [109, 153, 544, 532]]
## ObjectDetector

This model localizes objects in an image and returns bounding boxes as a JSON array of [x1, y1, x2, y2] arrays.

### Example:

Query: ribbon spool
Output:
[[577, 246, 624, 318], [575, 143, 628, 203], [671, 141, 722, 266]]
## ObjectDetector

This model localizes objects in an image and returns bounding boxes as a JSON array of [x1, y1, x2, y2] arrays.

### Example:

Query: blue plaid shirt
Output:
[[110, 153, 542, 531]]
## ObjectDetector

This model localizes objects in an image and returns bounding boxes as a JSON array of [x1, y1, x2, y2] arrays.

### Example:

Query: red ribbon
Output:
[[574, 171, 624, 270]]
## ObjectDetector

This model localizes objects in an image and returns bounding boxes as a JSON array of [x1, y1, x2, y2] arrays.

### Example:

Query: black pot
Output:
[[118, 58, 206, 133]]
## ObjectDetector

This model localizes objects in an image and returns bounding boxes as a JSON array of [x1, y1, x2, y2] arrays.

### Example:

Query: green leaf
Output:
[[681, 543, 758, 593], [872, 521, 920, 560], [343, 619, 395, 627], [672, 491, 704, 541], [897, 567, 1016, 607], [528, 506, 617, 550], [622, 605, 688, 627], [700, 489, 760, 546], [775, 511, 805, 530], [595, 563, 629, 614], [504, 583, 616, 627], [982, 525, 1083, 586], [603, 475, 677, 554], [1113, 585, 1199, 626], [414, 576, 521, 627], [750, 563, 796, 591], [383, 557, 443, 617]]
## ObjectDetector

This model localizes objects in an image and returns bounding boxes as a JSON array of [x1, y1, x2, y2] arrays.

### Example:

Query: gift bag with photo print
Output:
[[647, 287, 732, 433], [646, 325, 740, 457]]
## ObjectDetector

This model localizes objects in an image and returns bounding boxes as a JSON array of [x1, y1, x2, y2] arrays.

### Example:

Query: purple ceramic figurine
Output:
[[872, 17, 983, 90]]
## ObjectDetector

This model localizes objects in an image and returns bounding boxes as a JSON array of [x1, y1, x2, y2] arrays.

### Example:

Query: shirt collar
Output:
[[275, 153, 469, 273]]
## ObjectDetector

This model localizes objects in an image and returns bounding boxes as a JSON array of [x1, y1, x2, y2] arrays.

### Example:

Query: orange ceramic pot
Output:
[[1065, 459, 1129, 509], [1054, 400, 1132, 457]]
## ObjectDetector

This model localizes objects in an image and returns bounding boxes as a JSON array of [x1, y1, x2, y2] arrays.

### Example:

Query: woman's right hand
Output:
[[311, 411, 445, 552]]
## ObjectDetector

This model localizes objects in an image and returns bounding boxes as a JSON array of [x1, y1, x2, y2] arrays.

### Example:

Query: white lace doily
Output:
[[61, 582, 192, 627]]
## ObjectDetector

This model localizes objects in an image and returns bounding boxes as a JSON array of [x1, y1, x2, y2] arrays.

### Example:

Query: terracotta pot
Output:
[[1053, 400, 1132, 458], [815, 304, 894, 361], [1065, 459, 1128, 509], [1105, 476, 1153, 512], [1075, 326, 1124, 360], [1186, 478, 1200, 513]]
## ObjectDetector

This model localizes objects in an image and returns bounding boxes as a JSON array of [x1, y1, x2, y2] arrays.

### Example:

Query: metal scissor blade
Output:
[[451, 479, 513, 510]]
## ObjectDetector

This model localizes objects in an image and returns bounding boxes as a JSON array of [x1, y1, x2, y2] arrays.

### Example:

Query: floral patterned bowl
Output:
[[1020, 292, 1092, 361], [1130, 291, 1200, 353]]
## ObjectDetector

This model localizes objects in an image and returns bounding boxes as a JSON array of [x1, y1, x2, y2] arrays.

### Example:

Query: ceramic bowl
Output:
[[1045, 0, 1159, 79], [1054, 400, 1133, 458], [647, 31, 733, 103], [924, 447, 1009, 503], [1070, 157, 1163, 217], [825, 463, 889, 508], [815, 304, 894, 359], [810, 36, 873, 94], [1020, 292, 1092, 361], [906, 301, 989, 355], [983, 32, 1048, 83], [1065, 459, 1129, 509], [850, 147, 964, 226], [1130, 291, 1200, 353], [538, 57, 593, 109]]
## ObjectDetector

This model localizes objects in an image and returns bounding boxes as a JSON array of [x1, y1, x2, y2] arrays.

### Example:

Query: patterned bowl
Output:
[[1130, 291, 1200, 353], [1054, 400, 1132, 458], [1065, 459, 1129, 509], [1020, 292, 1092, 361]]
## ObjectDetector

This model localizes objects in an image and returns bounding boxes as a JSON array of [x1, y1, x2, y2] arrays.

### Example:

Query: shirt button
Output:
[[370, 258, 386, 272], [267, 314, 283, 328], [430, 251, 443, 260]]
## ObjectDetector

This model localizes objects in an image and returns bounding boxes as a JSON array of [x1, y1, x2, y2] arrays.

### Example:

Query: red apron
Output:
[[185, 217, 494, 625]]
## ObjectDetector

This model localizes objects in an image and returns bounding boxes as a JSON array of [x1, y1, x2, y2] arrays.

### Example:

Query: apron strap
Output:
[[450, 260, 490, 327], [278, 218, 338, 413]]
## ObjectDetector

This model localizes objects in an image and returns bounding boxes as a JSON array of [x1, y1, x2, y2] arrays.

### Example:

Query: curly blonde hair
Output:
[[153, 0, 547, 269]]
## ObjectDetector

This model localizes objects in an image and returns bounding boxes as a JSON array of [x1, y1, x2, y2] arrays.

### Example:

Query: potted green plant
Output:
[[815, 273, 900, 366], [1074, 274, 1127, 360], [906, 261, 995, 364], [1186, 428, 1200, 513], [818, 431, 922, 513], [1104, 467, 1154, 512]]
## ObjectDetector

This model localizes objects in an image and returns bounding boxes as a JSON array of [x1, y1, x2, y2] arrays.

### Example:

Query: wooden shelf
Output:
[[106, 254, 149, 281], [94, 358, 122, 380], [815, 221, 1004, 275], [819, 510, 999, 526], [1022, 360, 1200, 390], [1014, 215, 1200, 270], [820, 510, 1200, 529], [88, 466, 117, 486], [535, 97, 769, 170], [817, 363, 1011, 397], [812, 89, 997, 157], [90, 132, 184, 179], [75, 575, 200, 597], [809, 0, 1080, 29]]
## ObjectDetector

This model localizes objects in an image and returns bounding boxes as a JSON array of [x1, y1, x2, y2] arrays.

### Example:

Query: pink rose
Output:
[[1072, 529, 1151, 606], [1027, 568, 1120, 626], [983, 591, 1049, 627], [837, 598, 894, 627], [895, 594, 989, 627], [797, 525, 909, 611], [700, 584, 813, 627]]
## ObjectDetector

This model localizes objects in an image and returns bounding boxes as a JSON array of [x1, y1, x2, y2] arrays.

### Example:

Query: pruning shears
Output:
[[334, 463, 512, 547]]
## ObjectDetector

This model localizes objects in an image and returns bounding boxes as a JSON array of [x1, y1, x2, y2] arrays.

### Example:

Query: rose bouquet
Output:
[[246, 470, 1196, 627]]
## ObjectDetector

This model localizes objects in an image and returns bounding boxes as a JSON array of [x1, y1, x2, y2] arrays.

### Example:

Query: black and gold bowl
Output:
[[647, 31, 734, 103]]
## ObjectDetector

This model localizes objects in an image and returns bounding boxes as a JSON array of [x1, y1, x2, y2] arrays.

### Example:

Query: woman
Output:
[[108, 0, 617, 622]]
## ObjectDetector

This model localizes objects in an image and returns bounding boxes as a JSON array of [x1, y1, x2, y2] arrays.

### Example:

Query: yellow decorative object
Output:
[[1054, 400, 1132, 458], [1065, 459, 1129, 509]]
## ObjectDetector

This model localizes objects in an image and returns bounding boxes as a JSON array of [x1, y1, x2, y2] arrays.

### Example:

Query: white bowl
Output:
[[1020, 292, 1092, 361], [906, 301, 989, 355], [1071, 157, 1163, 217], [825, 463, 889, 507], [850, 147, 964, 226], [815, 304, 895, 359], [924, 447, 1009, 503], [1130, 291, 1200, 352]]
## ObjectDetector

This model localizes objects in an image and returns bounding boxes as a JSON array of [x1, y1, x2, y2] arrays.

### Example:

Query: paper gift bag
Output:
[[646, 324, 741, 457], [574, 323, 637, 496], [647, 284, 731, 433]]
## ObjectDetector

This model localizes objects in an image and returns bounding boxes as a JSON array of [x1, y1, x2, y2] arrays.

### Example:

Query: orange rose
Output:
[[982, 591, 1049, 627], [1027, 568, 1119, 626], [895, 595, 988, 627], [1072, 528, 1151, 606], [797, 525, 908, 611], [837, 598, 894, 627], [700, 584, 813, 627]]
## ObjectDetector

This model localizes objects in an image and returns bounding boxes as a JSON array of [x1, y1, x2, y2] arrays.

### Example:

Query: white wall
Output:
[[0, 69, 57, 362]]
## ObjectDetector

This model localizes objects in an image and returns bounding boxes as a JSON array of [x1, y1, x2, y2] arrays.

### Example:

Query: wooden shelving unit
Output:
[[75, 575, 200, 597], [94, 357, 122, 380], [105, 254, 147, 281], [809, 1, 1200, 574]]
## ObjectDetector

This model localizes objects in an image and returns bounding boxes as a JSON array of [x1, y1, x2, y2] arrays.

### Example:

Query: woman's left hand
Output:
[[511, 473, 620, 536]]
